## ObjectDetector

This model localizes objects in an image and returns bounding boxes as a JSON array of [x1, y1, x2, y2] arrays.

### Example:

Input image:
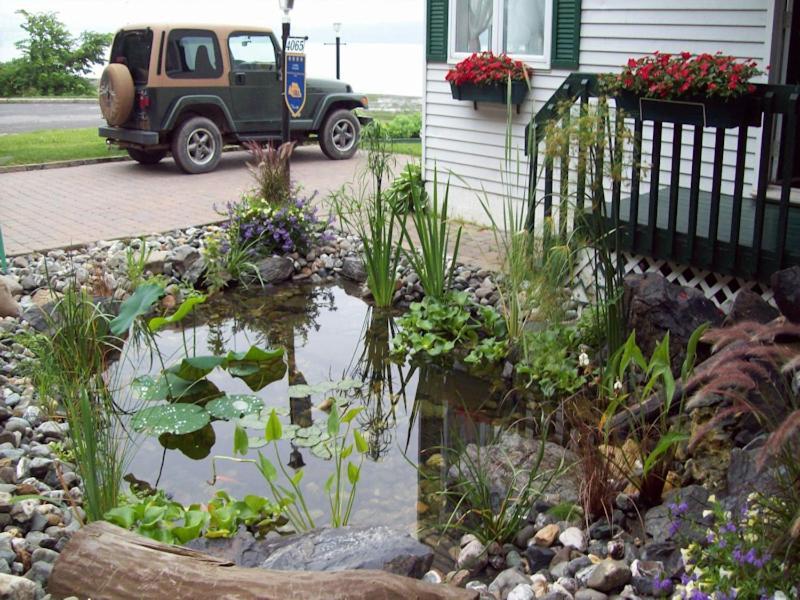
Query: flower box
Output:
[[449, 80, 529, 107], [614, 90, 761, 129]]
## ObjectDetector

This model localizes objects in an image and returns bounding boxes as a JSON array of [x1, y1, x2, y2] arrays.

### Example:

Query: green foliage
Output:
[[391, 292, 507, 367], [124, 241, 165, 290], [400, 170, 461, 301], [109, 283, 164, 336], [0, 127, 125, 167], [430, 414, 566, 545], [23, 287, 131, 522], [600, 326, 707, 505], [330, 122, 403, 307], [0, 11, 111, 97], [368, 112, 421, 139], [213, 402, 369, 531], [104, 489, 288, 544], [384, 162, 427, 214], [517, 325, 592, 399], [674, 494, 799, 598]]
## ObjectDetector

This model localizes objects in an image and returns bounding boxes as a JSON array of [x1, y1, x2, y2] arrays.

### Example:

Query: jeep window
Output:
[[229, 34, 277, 71], [165, 29, 222, 78], [110, 29, 153, 85]]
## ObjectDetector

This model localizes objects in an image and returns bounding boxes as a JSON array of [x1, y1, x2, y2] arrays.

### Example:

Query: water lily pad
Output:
[[224, 346, 287, 391], [288, 379, 363, 398], [110, 283, 164, 336], [248, 437, 268, 449], [206, 395, 264, 420], [166, 356, 225, 381], [311, 443, 333, 460], [132, 404, 210, 436], [131, 373, 221, 404], [159, 424, 216, 460]]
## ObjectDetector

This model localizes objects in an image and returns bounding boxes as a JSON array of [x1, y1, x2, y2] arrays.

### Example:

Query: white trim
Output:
[[447, 0, 552, 69]]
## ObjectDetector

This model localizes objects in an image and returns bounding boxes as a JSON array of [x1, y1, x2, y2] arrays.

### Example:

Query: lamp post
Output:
[[280, 0, 294, 146], [333, 22, 342, 80], [325, 22, 344, 80]]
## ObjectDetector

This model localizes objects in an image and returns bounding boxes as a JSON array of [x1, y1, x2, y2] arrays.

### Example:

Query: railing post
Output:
[[775, 92, 799, 270]]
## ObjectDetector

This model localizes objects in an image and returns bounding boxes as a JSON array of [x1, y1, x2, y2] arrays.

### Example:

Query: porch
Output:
[[525, 74, 800, 285]]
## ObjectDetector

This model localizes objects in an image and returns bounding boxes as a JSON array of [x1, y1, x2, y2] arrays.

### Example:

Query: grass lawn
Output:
[[0, 127, 125, 166], [391, 141, 421, 158]]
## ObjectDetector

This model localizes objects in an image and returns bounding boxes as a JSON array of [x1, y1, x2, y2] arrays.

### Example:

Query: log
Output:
[[49, 522, 477, 600]]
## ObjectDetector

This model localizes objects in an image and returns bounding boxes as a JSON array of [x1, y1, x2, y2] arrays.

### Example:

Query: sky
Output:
[[0, 0, 425, 62]]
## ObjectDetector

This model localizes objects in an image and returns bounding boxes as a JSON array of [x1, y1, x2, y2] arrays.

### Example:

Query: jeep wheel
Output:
[[171, 117, 222, 174], [127, 148, 167, 165], [320, 109, 360, 160]]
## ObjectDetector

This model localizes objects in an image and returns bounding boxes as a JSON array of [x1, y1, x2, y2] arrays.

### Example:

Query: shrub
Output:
[[384, 162, 426, 214], [244, 140, 294, 204]]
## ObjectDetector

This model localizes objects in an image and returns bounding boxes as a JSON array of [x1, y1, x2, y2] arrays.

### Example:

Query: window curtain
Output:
[[455, 0, 493, 52]]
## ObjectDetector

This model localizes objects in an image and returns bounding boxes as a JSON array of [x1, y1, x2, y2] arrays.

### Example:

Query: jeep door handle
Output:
[[234, 72, 246, 85]]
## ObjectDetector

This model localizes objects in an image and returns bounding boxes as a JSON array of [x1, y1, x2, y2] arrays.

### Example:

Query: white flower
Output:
[[773, 593, 788, 600], [613, 380, 623, 393], [707, 494, 717, 503], [578, 352, 590, 367], [702, 510, 713, 518], [719, 567, 733, 579]]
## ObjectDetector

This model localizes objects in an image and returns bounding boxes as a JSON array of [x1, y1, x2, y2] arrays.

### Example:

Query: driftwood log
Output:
[[49, 522, 477, 600]]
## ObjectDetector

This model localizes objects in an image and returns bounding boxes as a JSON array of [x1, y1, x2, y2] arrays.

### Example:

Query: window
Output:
[[450, 0, 551, 67], [228, 34, 277, 71], [166, 29, 222, 78], [111, 29, 153, 84]]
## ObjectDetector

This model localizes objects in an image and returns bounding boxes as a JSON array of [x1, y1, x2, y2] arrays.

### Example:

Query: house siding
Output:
[[423, 0, 773, 225]]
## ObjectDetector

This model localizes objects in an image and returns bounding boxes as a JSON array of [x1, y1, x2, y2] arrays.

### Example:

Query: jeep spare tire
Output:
[[99, 64, 135, 126]]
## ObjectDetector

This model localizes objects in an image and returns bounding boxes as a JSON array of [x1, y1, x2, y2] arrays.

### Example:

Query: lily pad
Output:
[[206, 395, 264, 420], [288, 379, 363, 398], [311, 443, 333, 460], [166, 356, 225, 382], [110, 283, 164, 336], [148, 295, 206, 332], [132, 404, 210, 436], [131, 373, 221, 405], [159, 423, 216, 460], [224, 346, 287, 391]]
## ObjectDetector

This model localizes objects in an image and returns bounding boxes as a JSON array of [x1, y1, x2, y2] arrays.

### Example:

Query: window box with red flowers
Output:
[[446, 52, 532, 109], [601, 52, 765, 129]]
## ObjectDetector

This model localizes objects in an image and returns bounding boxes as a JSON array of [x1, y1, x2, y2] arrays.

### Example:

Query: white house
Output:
[[422, 0, 798, 223], [422, 0, 799, 303]]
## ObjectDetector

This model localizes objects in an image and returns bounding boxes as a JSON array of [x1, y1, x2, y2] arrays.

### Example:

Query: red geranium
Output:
[[601, 52, 763, 100], [445, 51, 532, 87]]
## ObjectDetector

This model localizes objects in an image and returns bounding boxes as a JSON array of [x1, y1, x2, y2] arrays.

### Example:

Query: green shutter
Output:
[[427, 0, 449, 62], [551, 0, 582, 70]]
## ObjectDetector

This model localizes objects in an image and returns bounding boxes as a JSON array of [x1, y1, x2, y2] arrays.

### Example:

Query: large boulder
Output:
[[770, 265, 800, 322], [255, 256, 294, 284], [187, 525, 434, 579], [0, 279, 20, 318], [624, 273, 723, 367], [725, 289, 779, 325], [341, 257, 367, 283]]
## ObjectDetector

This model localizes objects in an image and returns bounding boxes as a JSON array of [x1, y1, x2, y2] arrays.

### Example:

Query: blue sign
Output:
[[284, 50, 306, 118]]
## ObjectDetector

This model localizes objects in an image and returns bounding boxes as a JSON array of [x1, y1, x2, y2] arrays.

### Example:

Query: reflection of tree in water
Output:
[[347, 308, 410, 461]]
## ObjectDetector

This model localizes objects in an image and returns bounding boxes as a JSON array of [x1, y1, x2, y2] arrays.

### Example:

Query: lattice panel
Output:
[[571, 250, 775, 312]]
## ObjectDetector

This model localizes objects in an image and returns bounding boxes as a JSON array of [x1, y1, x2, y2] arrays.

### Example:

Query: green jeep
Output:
[[98, 24, 369, 174]]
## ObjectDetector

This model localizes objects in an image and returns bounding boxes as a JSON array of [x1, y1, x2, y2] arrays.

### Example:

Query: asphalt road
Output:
[[0, 102, 103, 134]]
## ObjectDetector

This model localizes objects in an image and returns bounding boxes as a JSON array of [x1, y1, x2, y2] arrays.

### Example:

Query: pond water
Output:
[[116, 283, 529, 537]]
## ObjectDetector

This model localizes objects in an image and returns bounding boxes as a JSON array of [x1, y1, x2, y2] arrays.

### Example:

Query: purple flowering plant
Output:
[[672, 494, 798, 599]]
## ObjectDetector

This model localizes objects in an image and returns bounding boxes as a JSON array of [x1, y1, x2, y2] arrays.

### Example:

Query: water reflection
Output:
[[119, 283, 518, 534]]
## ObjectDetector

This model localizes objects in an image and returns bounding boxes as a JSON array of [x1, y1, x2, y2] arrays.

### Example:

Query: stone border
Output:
[[0, 156, 130, 174]]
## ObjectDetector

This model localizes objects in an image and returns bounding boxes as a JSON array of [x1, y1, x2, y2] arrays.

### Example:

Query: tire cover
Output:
[[99, 64, 135, 127]]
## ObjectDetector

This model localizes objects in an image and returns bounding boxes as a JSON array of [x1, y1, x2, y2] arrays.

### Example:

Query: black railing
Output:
[[525, 74, 800, 283]]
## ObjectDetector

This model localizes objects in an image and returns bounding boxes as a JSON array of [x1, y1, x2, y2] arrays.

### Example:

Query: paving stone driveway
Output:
[[0, 147, 374, 256]]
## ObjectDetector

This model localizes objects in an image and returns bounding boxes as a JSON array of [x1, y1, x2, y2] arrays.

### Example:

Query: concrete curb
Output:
[[0, 97, 96, 104], [0, 156, 131, 174]]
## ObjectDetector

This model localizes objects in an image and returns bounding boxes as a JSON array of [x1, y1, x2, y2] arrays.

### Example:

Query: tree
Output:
[[0, 10, 112, 97]]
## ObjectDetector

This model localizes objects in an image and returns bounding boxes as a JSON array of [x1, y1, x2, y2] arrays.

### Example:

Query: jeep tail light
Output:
[[137, 91, 151, 110], [361, 96, 369, 108]]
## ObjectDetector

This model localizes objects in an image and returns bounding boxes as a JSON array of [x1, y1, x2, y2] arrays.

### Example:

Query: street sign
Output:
[[284, 36, 306, 118]]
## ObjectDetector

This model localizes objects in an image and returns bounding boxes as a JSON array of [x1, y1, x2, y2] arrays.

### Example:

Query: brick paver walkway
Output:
[[0, 147, 502, 271]]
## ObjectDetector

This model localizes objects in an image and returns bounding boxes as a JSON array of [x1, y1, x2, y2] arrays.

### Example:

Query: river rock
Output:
[[488, 568, 530, 599], [771, 265, 800, 322], [507, 583, 535, 600], [558, 527, 586, 552], [457, 539, 487, 573], [0, 281, 19, 319], [0, 276, 21, 298], [532, 523, 560, 547], [586, 560, 631, 592], [0, 572, 38, 599], [624, 273, 722, 368]]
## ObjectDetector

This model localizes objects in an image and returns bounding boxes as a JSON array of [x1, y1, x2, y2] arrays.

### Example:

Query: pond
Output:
[[115, 282, 530, 540]]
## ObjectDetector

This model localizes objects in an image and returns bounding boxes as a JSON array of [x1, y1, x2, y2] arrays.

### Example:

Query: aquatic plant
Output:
[[384, 161, 426, 214], [517, 324, 592, 399], [330, 122, 403, 307], [400, 169, 462, 301], [105, 489, 288, 544], [213, 402, 369, 531]]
